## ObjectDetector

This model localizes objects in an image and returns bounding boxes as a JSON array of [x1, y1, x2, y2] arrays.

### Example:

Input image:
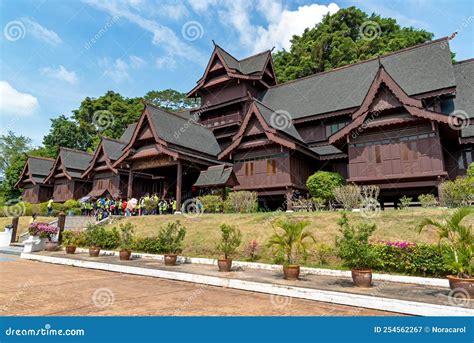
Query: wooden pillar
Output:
[[175, 160, 182, 213], [286, 188, 294, 212], [127, 169, 133, 199], [10, 216, 19, 243], [163, 180, 169, 198], [57, 212, 66, 244]]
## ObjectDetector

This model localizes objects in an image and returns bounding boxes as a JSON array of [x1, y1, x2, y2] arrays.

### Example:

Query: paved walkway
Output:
[[0, 254, 394, 316], [19, 251, 474, 315]]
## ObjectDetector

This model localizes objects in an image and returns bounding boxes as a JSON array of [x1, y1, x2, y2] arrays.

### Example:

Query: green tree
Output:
[[144, 89, 199, 111], [306, 171, 345, 203], [273, 7, 433, 82], [42, 115, 93, 156]]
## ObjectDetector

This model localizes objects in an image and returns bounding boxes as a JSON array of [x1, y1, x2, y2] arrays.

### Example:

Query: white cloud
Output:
[[83, 0, 206, 65], [161, 3, 189, 20], [188, 0, 219, 13], [215, 0, 339, 53], [99, 55, 145, 82], [0, 81, 39, 116], [21, 17, 62, 45], [40, 65, 78, 84], [156, 55, 177, 69]]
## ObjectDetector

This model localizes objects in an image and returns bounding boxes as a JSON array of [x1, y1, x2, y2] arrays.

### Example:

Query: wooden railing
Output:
[[200, 112, 242, 128]]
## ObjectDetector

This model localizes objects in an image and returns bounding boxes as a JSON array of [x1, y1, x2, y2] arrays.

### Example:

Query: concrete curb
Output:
[[74, 248, 449, 287], [21, 253, 473, 317]]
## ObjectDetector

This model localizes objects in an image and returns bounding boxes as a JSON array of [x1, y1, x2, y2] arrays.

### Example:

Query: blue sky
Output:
[[0, 0, 473, 146]]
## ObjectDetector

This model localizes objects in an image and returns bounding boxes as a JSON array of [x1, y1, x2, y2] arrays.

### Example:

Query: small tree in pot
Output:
[[216, 224, 242, 272], [158, 221, 186, 266], [417, 207, 473, 296], [84, 224, 105, 257], [118, 223, 135, 261], [62, 230, 82, 254], [335, 214, 376, 287], [267, 219, 315, 280]]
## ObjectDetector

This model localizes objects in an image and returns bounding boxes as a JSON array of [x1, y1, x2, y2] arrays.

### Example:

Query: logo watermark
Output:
[[181, 21, 204, 41], [3, 20, 26, 41], [270, 110, 292, 130], [2, 197, 26, 217], [92, 288, 114, 308], [181, 198, 204, 219], [92, 110, 115, 132], [359, 21, 381, 41]]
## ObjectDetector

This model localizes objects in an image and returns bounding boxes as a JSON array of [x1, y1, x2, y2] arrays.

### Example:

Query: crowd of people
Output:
[[81, 194, 178, 221]]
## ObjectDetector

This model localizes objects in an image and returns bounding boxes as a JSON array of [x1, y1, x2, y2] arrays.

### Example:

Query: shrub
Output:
[[157, 221, 186, 254], [84, 224, 120, 249], [223, 191, 258, 213], [39, 202, 64, 216], [306, 171, 344, 203], [417, 208, 473, 277], [369, 243, 453, 277], [267, 219, 315, 265], [360, 185, 380, 202], [131, 237, 163, 254], [398, 196, 412, 210], [118, 223, 135, 251], [312, 197, 326, 211], [418, 194, 437, 208], [216, 224, 242, 259], [467, 162, 474, 179], [197, 195, 223, 213], [438, 178, 474, 208], [244, 239, 260, 262], [314, 242, 334, 265], [333, 184, 360, 210], [61, 230, 85, 247], [335, 213, 376, 269], [63, 200, 80, 210]]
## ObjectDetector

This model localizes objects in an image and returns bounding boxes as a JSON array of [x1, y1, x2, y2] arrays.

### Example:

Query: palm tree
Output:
[[267, 219, 316, 265], [417, 207, 474, 277]]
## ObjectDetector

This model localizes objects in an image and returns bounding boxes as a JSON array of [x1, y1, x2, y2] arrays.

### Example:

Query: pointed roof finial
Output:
[[377, 55, 382, 68], [271, 46, 275, 52], [448, 31, 458, 40], [212, 39, 216, 46]]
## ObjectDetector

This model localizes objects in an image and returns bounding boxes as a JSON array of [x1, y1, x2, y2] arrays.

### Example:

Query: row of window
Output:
[[244, 159, 277, 176], [325, 121, 349, 138], [350, 132, 436, 148], [366, 141, 420, 165]]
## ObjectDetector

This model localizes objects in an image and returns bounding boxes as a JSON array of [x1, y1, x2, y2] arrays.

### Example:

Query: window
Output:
[[245, 162, 254, 176], [402, 144, 409, 161], [326, 121, 348, 138], [458, 149, 473, 170], [375, 146, 382, 164], [266, 159, 276, 175]]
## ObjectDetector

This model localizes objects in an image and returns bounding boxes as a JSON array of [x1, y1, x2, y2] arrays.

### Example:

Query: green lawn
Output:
[[103, 208, 471, 264]]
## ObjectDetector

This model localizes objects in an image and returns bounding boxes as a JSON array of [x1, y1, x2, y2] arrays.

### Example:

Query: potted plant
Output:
[[417, 207, 473, 296], [216, 224, 242, 272], [61, 230, 80, 254], [158, 221, 186, 266], [335, 214, 376, 287], [27, 222, 59, 252], [267, 219, 315, 280], [118, 223, 135, 261], [84, 224, 105, 257]]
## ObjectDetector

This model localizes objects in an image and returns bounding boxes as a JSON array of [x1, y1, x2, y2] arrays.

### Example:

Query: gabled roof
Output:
[[329, 65, 456, 145], [44, 148, 93, 183], [194, 165, 238, 187], [82, 137, 127, 178], [452, 59, 474, 138], [216, 46, 271, 75], [119, 123, 137, 143], [15, 156, 54, 188], [261, 38, 456, 120]]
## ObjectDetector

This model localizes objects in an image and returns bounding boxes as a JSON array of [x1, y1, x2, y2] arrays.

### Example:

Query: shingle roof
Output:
[[102, 138, 127, 161], [254, 101, 304, 142], [119, 123, 137, 143], [310, 145, 344, 156], [28, 157, 54, 177], [194, 165, 234, 187], [216, 46, 270, 75], [59, 148, 93, 172], [452, 59, 474, 138], [146, 104, 221, 157], [261, 38, 455, 119]]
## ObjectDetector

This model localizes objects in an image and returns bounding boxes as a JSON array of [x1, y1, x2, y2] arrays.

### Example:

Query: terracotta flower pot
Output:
[[89, 247, 101, 257], [217, 258, 233, 272], [283, 265, 300, 280], [448, 275, 474, 297], [45, 241, 58, 251], [351, 269, 373, 287], [65, 245, 76, 254], [164, 254, 178, 266], [120, 250, 132, 261]]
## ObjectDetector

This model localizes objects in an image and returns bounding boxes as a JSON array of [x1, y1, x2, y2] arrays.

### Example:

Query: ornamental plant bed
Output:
[[28, 222, 59, 252], [418, 207, 474, 296]]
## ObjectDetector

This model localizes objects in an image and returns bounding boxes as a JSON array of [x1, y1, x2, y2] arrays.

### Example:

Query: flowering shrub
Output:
[[28, 222, 59, 240], [244, 239, 260, 261], [379, 240, 417, 249]]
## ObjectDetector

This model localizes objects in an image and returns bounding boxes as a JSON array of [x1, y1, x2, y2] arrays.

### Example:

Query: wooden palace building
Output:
[[17, 38, 474, 210]]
